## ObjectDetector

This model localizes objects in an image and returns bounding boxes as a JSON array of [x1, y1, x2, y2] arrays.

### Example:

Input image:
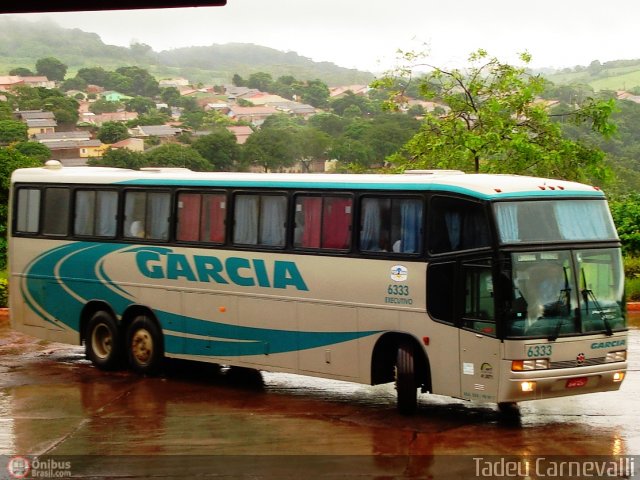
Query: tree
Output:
[[89, 148, 145, 169], [299, 79, 330, 108], [60, 76, 88, 92], [143, 144, 210, 171], [373, 49, 616, 184], [125, 96, 156, 114], [247, 72, 273, 92], [115, 66, 160, 97], [97, 122, 130, 144], [242, 127, 297, 172], [161, 87, 181, 106], [192, 130, 241, 171], [0, 120, 28, 145], [35, 57, 67, 81], [9, 67, 33, 76], [232, 74, 246, 87], [0, 147, 42, 268], [13, 141, 51, 162], [89, 99, 122, 115]]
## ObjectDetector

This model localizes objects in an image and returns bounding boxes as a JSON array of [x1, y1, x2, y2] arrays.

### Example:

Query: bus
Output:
[[8, 161, 628, 414]]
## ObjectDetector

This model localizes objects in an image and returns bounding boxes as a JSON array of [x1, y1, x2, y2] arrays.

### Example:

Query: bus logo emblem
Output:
[[390, 265, 408, 282], [576, 353, 585, 366]]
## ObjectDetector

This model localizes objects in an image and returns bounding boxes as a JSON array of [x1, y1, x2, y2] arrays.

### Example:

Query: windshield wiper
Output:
[[581, 268, 613, 336], [549, 266, 572, 341]]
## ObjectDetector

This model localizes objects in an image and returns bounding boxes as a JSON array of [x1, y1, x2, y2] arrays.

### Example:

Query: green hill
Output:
[[0, 17, 374, 86], [543, 59, 640, 92]]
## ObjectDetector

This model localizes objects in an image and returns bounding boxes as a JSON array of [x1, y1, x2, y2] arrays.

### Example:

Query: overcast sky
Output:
[[8, 0, 640, 73]]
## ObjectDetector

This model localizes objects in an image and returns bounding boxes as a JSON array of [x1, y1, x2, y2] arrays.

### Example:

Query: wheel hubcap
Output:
[[131, 329, 153, 365], [91, 323, 112, 360]]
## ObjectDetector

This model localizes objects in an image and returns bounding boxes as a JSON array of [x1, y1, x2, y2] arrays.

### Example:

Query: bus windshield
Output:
[[494, 199, 618, 244], [504, 248, 625, 338]]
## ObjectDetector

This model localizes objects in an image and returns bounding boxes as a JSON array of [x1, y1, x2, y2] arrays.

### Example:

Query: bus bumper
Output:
[[497, 362, 627, 403]]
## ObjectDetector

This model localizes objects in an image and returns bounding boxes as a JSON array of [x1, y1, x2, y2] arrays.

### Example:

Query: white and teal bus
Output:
[[9, 162, 628, 413]]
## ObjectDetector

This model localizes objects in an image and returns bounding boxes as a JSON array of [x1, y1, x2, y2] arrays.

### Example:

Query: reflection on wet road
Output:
[[0, 314, 638, 477]]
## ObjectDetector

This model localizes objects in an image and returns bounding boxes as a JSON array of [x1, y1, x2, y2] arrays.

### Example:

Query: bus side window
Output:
[[124, 190, 170, 241], [427, 261, 456, 324], [463, 262, 496, 336], [233, 193, 287, 247], [15, 188, 41, 233], [429, 197, 490, 254], [294, 195, 353, 250], [74, 190, 118, 237], [42, 187, 70, 236], [177, 192, 226, 243], [360, 197, 423, 254]]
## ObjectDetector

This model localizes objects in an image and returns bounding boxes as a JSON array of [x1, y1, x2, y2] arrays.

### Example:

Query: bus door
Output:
[[459, 259, 500, 403]]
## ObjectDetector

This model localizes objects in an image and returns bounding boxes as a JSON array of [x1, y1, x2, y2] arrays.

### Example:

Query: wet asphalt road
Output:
[[0, 314, 638, 479]]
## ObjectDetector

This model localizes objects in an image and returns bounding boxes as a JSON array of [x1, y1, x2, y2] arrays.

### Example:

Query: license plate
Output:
[[566, 377, 588, 388]]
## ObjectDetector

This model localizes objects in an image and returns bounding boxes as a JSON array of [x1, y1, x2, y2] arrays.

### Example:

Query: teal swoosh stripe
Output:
[[24, 242, 381, 357]]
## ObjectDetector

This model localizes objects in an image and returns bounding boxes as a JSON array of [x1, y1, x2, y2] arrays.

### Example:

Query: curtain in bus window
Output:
[[322, 197, 352, 249], [177, 193, 201, 241], [96, 191, 117, 237], [444, 211, 461, 250], [554, 201, 613, 240], [260, 195, 286, 246], [360, 198, 383, 251], [296, 197, 321, 248], [494, 203, 519, 242], [233, 195, 259, 244], [203, 194, 226, 243], [124, 192, 146, 238], [17, 188, 40, 233], [147, 193, 170, 240], [75, 190, 95, 236], [399, 199, 423, 253]]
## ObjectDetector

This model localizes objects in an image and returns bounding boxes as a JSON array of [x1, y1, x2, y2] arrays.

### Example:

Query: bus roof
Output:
[[11, 163, 605, 200]]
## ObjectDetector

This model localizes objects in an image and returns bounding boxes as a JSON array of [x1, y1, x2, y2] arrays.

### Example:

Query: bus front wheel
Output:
[[395, 341, 418, 415], [86, 310, 122, 370], [127, 315, 164, 375]]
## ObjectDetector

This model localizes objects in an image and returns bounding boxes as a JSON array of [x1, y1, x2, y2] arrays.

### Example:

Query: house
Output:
[[129, 125, 183, 139], [26, 118, 57, 137], [329, 85, 370, 98], [159, 78, 190, 88], [102, 91, 131, 102], [46, 139, 106, 162], [35, 131, 91, 144], [20, 76, 55, 89], [0, 76, 23, 91], [80, 110, 138, 126], [15, 110, 56, 121], [226, 125, 253, 144], [226, 105, 278, 127], [110, 137, 145, 152]]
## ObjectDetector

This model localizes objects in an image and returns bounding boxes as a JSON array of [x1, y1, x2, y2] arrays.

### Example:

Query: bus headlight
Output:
[[613, 372, 625, 382], [520, 381, 536, 392], [512, 359, 550, 371], [605, 351, 626, 363]]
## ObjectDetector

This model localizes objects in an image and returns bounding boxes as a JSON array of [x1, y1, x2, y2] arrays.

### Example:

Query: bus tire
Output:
[[127, 315, 164, 375], [86, 310, 122, 370], [396, 341, 418, 415]]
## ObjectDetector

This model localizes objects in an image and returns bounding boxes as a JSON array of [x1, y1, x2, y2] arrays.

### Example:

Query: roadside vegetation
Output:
[[3, 47, 640, 304]]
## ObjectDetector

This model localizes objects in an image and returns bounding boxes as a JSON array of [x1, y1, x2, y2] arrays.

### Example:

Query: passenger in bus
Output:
[[130, 220, 145, 238]]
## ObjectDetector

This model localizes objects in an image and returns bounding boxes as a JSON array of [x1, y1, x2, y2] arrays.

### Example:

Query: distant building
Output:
[[226, 125, 253, 144], [20, 76, 55, 89], [26, 118, 57, 137], [0, 76, 23, 91], [110, 137, 145, 152], [129, 125, 183, 139]]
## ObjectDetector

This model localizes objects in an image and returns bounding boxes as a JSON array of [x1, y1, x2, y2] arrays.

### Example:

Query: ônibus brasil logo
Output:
[[7, 456, 30, 479]]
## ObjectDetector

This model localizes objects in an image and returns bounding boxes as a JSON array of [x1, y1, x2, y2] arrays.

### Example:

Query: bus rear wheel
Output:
[[395, 341, 418, 415], [127, 315, 164, 375], [86, 310, 122, 370]]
